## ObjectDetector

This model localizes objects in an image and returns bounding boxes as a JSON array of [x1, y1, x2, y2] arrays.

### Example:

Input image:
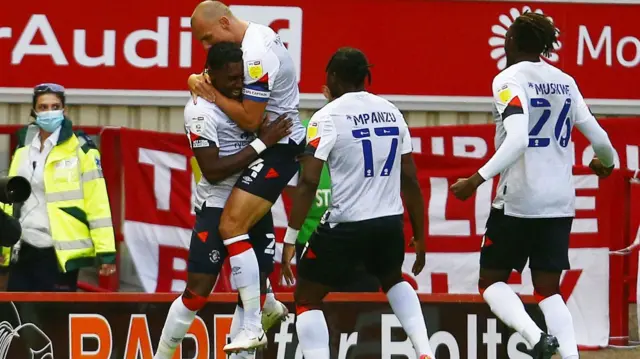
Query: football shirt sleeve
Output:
[[304, 114, 337, 162], [242, 48, 279, 103], [571, 81, 615, 167], [184, 103, 219, 150], [477, 74, 530, 180], [399, 116, 413, 155], [492, 74, 529, 121]]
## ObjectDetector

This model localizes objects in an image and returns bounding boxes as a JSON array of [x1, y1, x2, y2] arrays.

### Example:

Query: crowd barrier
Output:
[[0, 292, 543, 359], [0, 119, 638, 348]]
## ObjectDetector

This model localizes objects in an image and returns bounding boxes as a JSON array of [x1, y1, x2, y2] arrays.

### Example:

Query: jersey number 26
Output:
[[528, 97, 572, 148], [352, 126, 399, 178]]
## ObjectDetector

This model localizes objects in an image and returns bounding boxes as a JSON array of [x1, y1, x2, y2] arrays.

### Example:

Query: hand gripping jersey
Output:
[[305, 91, 413, 223], [241, 23, 305, 145], [184, 98, 255, 209], [490, 61, 605, 218]]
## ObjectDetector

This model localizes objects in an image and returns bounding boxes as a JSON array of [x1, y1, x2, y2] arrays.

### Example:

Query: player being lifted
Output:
[[154, 42, 290, 359], [279, 48, 436, 359], [188, 1, 306, 352], [450, 12, 615, 359]]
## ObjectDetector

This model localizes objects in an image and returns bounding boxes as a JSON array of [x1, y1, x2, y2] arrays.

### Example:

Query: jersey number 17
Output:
[[352, 126, 399, 178]]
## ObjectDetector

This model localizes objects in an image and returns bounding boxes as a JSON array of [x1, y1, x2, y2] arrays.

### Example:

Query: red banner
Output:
[[115, 118, 640, 346], [1, 1, 639, 100]]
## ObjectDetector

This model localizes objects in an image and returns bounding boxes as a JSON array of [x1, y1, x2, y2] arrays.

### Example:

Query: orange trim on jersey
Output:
[[308, 137, 321, 148], [258, 73, 269, 84], [508, 96, 522, 108]]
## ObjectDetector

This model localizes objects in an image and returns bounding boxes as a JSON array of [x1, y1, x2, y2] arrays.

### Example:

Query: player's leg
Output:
[[154, 207, 226, 359], [366, 215, 434, 359], [479, 209, 557, 358], [221, 145, 300, 350], [294, 223, 355, 359], [531, 217, 578, 359], [249, 211, 289, 331], [224, 211, 289, 353], [294, 277, 331, 359]]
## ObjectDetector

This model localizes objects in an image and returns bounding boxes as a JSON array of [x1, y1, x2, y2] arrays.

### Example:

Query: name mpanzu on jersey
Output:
[[349, 112, 398, 126], [529, 82, 571, 96]]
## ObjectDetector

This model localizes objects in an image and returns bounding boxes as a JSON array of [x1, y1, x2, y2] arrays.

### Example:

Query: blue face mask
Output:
[[35, 110, 64, 132]]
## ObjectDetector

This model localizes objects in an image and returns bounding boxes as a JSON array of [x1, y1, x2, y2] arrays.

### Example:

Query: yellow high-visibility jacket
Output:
[[0, 119, 116, 272]]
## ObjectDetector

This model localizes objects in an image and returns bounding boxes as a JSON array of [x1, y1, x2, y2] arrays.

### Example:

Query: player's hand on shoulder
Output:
[[409, 237, 426, 276], [589, 157, 614, 178], [259, 114, 292, 146], [189, 73, 216, 104], [450, 173, 485, 201]]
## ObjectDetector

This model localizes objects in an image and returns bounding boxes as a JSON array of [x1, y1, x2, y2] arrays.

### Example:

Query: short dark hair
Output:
[[206, 41, 243, 71], [325, 47, 372, 87], [511, 12, 559, 58]]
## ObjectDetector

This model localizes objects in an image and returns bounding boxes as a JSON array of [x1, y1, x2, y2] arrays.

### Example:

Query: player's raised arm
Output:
[[187, 108, 291, 183], [450, 77, 530, 201], [571, 81, 616, 177]]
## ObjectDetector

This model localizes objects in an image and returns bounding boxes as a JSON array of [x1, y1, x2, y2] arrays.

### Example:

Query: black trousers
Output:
[[7, 242, 79, 292]]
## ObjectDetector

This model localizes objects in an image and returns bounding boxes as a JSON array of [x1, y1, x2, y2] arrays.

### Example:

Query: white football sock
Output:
[[263, 278, 278, 312], [230, 304, 245, 338], [229, 246, 262, 334], [386, 281, 435, 358], [154, 296, 197, 359], [229, 305, 255, 359], [296, 310, 330, 359], [483, 282, 543, 347], [539, 294, 579, 359]]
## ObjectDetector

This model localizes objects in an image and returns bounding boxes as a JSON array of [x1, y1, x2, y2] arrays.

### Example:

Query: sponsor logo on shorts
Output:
[[232, 266, 242, 275], [209, 250, 220, 263], [242, 176, 253, 185]]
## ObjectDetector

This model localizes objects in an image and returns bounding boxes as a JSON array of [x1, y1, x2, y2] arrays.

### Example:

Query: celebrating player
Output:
[[450, 12, 615, 359], [283, 119, 380, 292], [280, 48, 436, 359], [189, 2, 305, 351], [153, 42, 290, 359]]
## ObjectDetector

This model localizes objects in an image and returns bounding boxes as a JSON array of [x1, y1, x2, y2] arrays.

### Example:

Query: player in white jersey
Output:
[[450, 13, 615, 359], [279, 48, 436, 359], [153, 42, 291, 359], [188, 2, 306, 350]]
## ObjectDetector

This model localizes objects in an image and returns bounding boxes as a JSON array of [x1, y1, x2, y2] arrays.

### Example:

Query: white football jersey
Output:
[[241, 23, 305, 145], [491, 61, 595, 218], [184, 98, 255, 209], [306, 91, 413, 223]]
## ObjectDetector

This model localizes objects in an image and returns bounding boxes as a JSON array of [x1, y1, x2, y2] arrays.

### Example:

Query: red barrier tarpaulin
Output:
[[117, 117, 640, 347]]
